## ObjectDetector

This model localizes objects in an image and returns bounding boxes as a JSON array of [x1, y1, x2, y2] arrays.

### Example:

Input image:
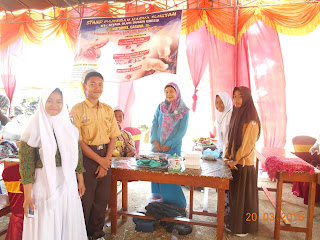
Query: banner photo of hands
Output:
[[71, 10, 182, 82]]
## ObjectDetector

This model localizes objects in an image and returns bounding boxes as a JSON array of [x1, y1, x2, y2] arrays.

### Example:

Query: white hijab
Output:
[[20, 88, 79, 201], [215, 92, 233, 154]]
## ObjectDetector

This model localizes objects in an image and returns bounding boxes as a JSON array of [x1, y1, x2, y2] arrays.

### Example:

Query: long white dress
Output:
[[23, 167, 87, 240], [20, 88, 87, 240]]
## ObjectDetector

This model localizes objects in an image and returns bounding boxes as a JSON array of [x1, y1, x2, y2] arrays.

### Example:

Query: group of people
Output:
[[150, 84, 260, 237], [19, 71, 120, 240], [17, 68, 260, 239]]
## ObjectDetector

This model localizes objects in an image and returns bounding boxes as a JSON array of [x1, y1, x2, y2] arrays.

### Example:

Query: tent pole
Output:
[[107, 0, 109, 16], [234, 0, 239, 87], [136, 0, 138, 14]]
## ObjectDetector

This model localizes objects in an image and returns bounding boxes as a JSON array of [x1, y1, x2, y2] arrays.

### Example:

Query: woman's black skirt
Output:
[[229, 164, 259, 234]]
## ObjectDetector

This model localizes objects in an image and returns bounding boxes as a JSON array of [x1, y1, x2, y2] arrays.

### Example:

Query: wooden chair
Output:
[[2, 164, 24, 240], [292, 136, 320, 166]]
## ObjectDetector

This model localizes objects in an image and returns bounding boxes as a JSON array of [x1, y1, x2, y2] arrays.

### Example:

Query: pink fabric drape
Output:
[[186, 25, 209, 112], [244, 20, 287, 148], [208, 33, 235, 124], [117, 81, 135, 128], [237, 33, 250, 88], [0, 38, 22, 115]]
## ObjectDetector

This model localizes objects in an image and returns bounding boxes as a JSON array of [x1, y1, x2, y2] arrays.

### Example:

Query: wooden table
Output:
[[110, 157, 232, 240], [0, 194, 10, 236], [255, 147, 320, 240]]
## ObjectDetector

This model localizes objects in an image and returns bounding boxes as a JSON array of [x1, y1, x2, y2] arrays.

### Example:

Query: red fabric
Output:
[[244, 20, 287, 148], [293, 152, 320, 167], [186, 25, 209, 112], [5, 213, 24, 240], [208, 33, 235, 124], [265, 156, 316, 181], [292, 182, 320, 205], [291, 136, 320, 204], [124, 127, 141, 136], [2, 164, 24, 240], [0, 38, 23, 115], [124, 127, 141, 154], [292, 136, 317, 146]]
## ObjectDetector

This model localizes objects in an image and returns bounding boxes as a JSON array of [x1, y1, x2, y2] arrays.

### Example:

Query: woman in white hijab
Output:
[[19, 88, 87, 240], [215, 92, 233, 157]]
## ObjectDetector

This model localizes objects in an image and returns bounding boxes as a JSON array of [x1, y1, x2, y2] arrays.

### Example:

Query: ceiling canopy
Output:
[[0, 0, 313, 13], [0, 0, 111, 12]]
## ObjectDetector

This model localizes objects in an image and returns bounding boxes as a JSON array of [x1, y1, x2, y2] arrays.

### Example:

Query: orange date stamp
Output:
[[246, 212, 304, 222]]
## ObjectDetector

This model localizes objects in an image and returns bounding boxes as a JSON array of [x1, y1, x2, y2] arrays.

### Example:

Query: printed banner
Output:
[[72, 10, 182, 82]]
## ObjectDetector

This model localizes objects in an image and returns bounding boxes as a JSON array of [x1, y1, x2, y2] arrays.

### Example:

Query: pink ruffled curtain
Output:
[[244, 20, 287, 148], [0, 38, 23, 115], [186, 25, 209, 112], [208, 33, 235, 124]]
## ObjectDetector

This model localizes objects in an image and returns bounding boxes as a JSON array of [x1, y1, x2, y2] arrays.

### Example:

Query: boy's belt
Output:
[[89, 144, 107, 150]]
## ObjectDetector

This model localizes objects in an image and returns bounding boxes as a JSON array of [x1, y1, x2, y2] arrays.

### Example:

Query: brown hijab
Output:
[[227, 86, 261, 160]]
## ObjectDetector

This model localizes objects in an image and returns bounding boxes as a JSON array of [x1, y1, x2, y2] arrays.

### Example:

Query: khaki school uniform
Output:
[[72, 99, 120, 239], [224, 121, 259, 166], [224, 121, 259, 234]]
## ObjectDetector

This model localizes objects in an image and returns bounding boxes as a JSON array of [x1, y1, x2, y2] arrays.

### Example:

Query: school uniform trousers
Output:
[[82, 144, 111, 238]]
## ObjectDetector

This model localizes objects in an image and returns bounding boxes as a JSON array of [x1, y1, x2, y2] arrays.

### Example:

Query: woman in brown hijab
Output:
[[224, 86, 260, 237]]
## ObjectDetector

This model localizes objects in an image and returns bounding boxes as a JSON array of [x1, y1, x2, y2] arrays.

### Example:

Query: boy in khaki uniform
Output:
[[71, 71, 120, 240]]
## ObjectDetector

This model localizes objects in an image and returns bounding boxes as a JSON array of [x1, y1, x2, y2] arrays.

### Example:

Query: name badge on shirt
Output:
[[81, 116, 91, 125]]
